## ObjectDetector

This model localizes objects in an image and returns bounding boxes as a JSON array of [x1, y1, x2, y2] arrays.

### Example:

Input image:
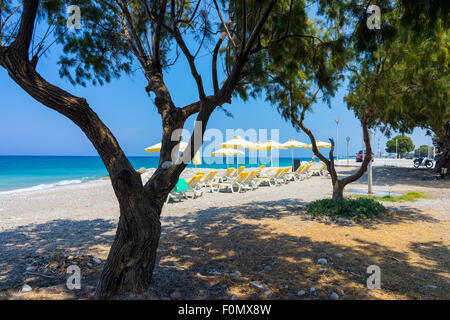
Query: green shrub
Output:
[[306, 198, 388, 221]]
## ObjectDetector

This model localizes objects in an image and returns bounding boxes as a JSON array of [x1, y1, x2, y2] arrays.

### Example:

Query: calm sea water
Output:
[[0, 155, 315, 193]]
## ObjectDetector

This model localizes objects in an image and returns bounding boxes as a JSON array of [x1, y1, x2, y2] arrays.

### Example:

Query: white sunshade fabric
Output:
[[282, 139, 307, 148], [145, 141, 189, 153], [304, 140, 332, 149], [211, 148, 245, 156], [219, 136, 257, 149]]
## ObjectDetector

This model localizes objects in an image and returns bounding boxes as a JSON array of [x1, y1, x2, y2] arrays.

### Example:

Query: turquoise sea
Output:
[[0, 155, 315, 193]]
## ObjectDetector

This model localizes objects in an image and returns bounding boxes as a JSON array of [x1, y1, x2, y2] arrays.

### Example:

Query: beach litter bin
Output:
[[293, 159, 301, 172]]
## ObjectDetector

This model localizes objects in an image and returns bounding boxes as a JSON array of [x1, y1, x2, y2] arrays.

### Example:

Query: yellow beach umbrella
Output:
[[257, 140, 288, 167], [145, 141, 201, 166], [145, 141, 188, 153], [211, 148, 245, 168], [219, 136, 256, 167], [282, 139, 307, 170], [211, 148, 245, 156], [251, 141, 265, 166], [257, 140, 288, 151], [304, 140, 332, 149], [219, 136, 256, 149], [283, 139, 307, 149]]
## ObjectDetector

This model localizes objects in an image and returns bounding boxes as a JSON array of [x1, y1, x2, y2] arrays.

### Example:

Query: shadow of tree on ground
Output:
[[0, 198, 448, 299], [337, 167, 450, 190]]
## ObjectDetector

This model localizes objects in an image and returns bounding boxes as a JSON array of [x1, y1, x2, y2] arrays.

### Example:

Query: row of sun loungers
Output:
[[166, 162, 328, 203]]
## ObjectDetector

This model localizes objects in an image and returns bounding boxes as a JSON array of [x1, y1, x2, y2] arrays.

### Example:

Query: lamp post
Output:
[[335, 119, 340, 161], [378, 138, 381, 157], [346, 136, 350, 165], [396, 139, 398, 159], [368, 130, 375, 196]]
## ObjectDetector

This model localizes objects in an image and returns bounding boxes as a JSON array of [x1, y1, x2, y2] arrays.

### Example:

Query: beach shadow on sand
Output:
[[151, 199, 448, 299], [0, 198, 448, 299], [0, 219, 116, 298], [337, 166, 450, 191]]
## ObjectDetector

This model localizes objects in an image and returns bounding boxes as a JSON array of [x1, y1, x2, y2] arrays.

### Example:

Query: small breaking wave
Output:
[[0, 177, 101, 195]]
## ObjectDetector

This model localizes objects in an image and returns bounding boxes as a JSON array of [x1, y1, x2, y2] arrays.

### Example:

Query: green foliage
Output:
[[235, 0, 354, 129], [40, 0, 136, 86], [40, 0, 209, 86], [306, 198, 388, 221], [356, 192, 428, 203], [344, 2, 449, 138], [400, 0, 450, 38], [385, 135, 415, 157], [414, 145, 433, 157]]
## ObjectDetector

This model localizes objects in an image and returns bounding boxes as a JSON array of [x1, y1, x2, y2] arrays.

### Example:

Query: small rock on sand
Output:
[[318, 258, 327, 265], [330, 292, 339, 300], [21, 284, 32, 292], [297, 290, 306, 296], [92, 258, 102, 264], [250, 281, 269, 291], [170, 289, 182, 299]]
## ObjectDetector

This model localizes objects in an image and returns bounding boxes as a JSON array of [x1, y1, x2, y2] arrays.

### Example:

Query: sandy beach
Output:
[[0, 166, 449, 300]]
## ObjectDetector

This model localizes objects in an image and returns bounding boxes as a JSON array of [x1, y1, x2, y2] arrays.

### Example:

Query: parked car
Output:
[[356, 150, 374, 162]]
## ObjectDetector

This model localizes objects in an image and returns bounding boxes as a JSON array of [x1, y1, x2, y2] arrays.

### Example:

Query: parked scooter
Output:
[[413, 157, 434, 168]]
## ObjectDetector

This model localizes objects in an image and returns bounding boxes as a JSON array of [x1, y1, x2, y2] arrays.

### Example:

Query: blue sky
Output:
[[0, 24, 432, 159]]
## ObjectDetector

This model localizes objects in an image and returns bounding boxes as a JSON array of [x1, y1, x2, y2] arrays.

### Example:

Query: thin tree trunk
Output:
[[332, 181, 344, 200], [298, 109, 373, 200]]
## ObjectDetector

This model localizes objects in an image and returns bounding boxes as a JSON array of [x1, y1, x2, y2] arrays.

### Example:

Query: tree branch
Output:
[[213, 0, 236, 47], [10, 0, 38, 59]]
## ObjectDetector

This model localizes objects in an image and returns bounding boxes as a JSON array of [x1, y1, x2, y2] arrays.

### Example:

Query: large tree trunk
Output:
[[435, 122, 450, 178], [95, 181, 162, 298], [1, 0, 276, 300]]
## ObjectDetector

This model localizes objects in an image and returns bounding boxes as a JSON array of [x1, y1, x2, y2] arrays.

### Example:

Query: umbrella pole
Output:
[[291, 148, 294, 172], [271, 149, 273, 167]]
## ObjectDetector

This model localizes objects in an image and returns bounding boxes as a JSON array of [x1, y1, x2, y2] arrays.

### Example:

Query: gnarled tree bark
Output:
[[1, 0, 279, 299], [434, 122, 450, 178]]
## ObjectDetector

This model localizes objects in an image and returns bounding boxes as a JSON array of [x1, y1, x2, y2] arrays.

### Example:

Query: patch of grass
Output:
[[306, 198, 388, 221], [356, 192, 429, 203]]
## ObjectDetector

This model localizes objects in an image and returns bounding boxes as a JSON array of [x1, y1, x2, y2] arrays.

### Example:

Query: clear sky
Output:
[[0, 31, 432, 160]]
